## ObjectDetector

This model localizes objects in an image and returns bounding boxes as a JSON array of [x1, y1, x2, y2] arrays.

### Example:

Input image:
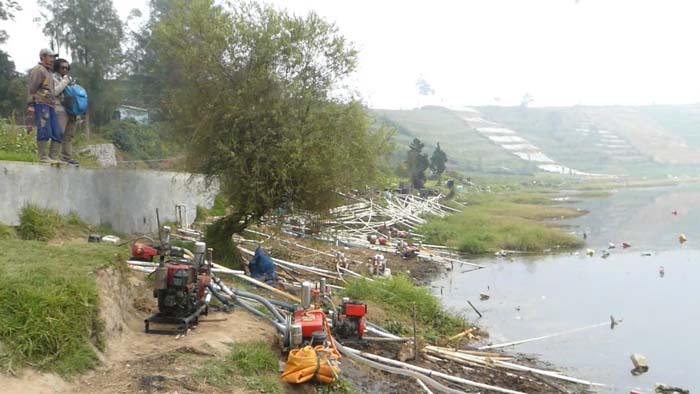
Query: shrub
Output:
[[102, 119, 162, 160], [0, 118, 36, 161], [0, 223, 16, 239], [343, 275, 465, 337], [17, 205, 63, 241]]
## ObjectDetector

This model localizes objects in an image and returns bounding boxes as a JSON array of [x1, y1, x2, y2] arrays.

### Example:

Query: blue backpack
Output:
[[62, 84, 88, 115]]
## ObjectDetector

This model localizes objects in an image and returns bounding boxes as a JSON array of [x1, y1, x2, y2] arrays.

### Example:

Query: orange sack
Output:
[[281, 345, 340, 384]]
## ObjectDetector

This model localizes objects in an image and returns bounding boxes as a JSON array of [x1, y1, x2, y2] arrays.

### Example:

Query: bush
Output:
[[343, 275, 465, 337], [17, 205, 63, 241], [16, 206, 91, 241], [0, 223, 16, 239], [102, 119, 162, 161], [0, 118, 36, 160]]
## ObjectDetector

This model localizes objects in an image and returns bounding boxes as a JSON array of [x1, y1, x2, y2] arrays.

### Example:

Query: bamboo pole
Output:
[[424, 346, 605, 387], [415, 378, 434, 394]]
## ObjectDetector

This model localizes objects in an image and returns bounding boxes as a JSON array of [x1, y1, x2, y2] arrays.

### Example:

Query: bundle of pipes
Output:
[[423, 345, 606, 387]]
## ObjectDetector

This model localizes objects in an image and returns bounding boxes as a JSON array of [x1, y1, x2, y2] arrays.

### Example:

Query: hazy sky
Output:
[[4, 0, 700, 109]]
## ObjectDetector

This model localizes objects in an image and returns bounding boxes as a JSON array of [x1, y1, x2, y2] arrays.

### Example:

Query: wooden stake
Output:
[[467, 300, 483, 318], [412, 303, 418, 361]]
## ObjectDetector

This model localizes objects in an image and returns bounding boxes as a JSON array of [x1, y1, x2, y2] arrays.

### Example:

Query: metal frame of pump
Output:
[[141, 220, 214, 334]]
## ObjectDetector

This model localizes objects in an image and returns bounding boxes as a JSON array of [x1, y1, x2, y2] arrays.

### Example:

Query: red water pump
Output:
[[332, 298, 366, 340]]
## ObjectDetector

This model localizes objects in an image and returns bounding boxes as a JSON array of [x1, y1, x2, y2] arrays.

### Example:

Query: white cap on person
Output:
[[39, 48, 58, 57]]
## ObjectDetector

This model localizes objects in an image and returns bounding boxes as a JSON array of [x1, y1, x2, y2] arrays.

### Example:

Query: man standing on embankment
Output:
[[26, 48, 68, 163]]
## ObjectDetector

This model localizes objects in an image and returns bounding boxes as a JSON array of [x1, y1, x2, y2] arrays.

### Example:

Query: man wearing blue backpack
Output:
[[53, 58, 81, 165]]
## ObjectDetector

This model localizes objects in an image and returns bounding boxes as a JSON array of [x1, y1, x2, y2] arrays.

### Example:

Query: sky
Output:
[[4, 0, 700, 109]]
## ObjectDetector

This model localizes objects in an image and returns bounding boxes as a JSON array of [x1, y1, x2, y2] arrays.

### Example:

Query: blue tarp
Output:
[[249, 246, 278, 283]]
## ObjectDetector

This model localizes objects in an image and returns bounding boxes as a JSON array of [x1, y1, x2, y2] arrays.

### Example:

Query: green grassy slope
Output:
[[373, 106, 532, 174]]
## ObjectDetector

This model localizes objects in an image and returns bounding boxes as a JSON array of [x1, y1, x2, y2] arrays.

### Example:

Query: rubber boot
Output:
[[49, 140, 62, 161], [61, 139, 73, 161], [37, 140, 53, 163]]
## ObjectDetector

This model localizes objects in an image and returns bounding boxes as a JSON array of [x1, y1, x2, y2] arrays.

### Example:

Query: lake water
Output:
[[432, 184, 700, 393]]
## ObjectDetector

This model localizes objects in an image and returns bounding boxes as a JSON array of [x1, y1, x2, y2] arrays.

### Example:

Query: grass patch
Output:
[[0, 150, 36, 162], [0, 239, 126, 376], [17, 205, 92, 241], [193, 341, 281, 393], [342, 275, 466, 340], [421, 200, 584, 254]]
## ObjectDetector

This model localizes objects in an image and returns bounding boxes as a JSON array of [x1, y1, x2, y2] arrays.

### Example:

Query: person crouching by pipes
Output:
[[27, 48, 65, 163], [246, 246, 280, 286]]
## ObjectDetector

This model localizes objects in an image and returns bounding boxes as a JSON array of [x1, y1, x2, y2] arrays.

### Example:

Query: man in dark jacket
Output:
[[27, 48, 66, 163]]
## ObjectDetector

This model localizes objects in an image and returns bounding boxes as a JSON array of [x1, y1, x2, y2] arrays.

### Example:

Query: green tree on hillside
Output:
[[152, 0, 391, 260], [429, 142, 447, 178], [0, 0, 21, 43], [36, 0, 124, 125], [406, 138, 429, 189]]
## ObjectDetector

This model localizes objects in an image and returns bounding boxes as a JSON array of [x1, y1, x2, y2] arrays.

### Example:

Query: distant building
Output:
[[115, 105, 149, 125]]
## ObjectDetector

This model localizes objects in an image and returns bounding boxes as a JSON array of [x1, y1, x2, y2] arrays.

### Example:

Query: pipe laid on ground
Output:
[[365, 322, 402, 339], [340, 345, 527, 394], [336, 342, 481, 394]]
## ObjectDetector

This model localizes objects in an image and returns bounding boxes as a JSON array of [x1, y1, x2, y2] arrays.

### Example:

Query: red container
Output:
[[294, 310, 325, 338]]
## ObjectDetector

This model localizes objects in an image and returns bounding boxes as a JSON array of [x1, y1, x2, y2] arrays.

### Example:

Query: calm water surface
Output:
[[432, 184, 700, 393]]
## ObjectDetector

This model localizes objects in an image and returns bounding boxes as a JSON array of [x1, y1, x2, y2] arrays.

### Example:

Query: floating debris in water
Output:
[[641, 252, 653, 257], [679, 234, 687, 244], [622, 242, 632, 249], [630, 353, 649, 376], [586, 249, 595, 257]]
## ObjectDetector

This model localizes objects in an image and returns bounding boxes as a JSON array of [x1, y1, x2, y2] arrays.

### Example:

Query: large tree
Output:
[[429, 142, 447, 178], [152, 0, 391, 259], [36, 0, 124, 125], [122, 0, 177, 111], [406, 138, 429, 189]]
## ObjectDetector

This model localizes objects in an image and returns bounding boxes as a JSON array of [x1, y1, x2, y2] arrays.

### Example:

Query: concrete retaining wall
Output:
[[0, 161, 218, 234]]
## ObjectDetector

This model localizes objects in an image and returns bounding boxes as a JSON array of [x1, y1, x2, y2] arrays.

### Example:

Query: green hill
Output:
[[375, 105, 700, 178], [373, 107, 533, 175]]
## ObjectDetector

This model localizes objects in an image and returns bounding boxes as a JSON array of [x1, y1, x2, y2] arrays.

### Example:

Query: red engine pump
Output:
[[332, 298, 366, 340]]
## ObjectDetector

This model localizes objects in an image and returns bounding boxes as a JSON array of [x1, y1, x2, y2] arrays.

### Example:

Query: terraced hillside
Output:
[[374, 107, 533, 174], [376, 105, 700, 178]]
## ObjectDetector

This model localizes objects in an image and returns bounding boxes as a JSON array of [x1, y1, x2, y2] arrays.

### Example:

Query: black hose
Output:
[[235, 300, 286, 333], [234, 290, 287, 324], [208, 284, 231, 306], [265, 298, 296, 311]]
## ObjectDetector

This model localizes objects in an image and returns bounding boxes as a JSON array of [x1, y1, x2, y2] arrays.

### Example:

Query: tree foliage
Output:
[[406, 138, 429, 189], [0, 51, 25, 117], [0, 0, 21, 43], [122, 0, 176, 111], [36, 0, 124, 125], [152, 0, 391, 256], [429, 142, 447, 177]]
